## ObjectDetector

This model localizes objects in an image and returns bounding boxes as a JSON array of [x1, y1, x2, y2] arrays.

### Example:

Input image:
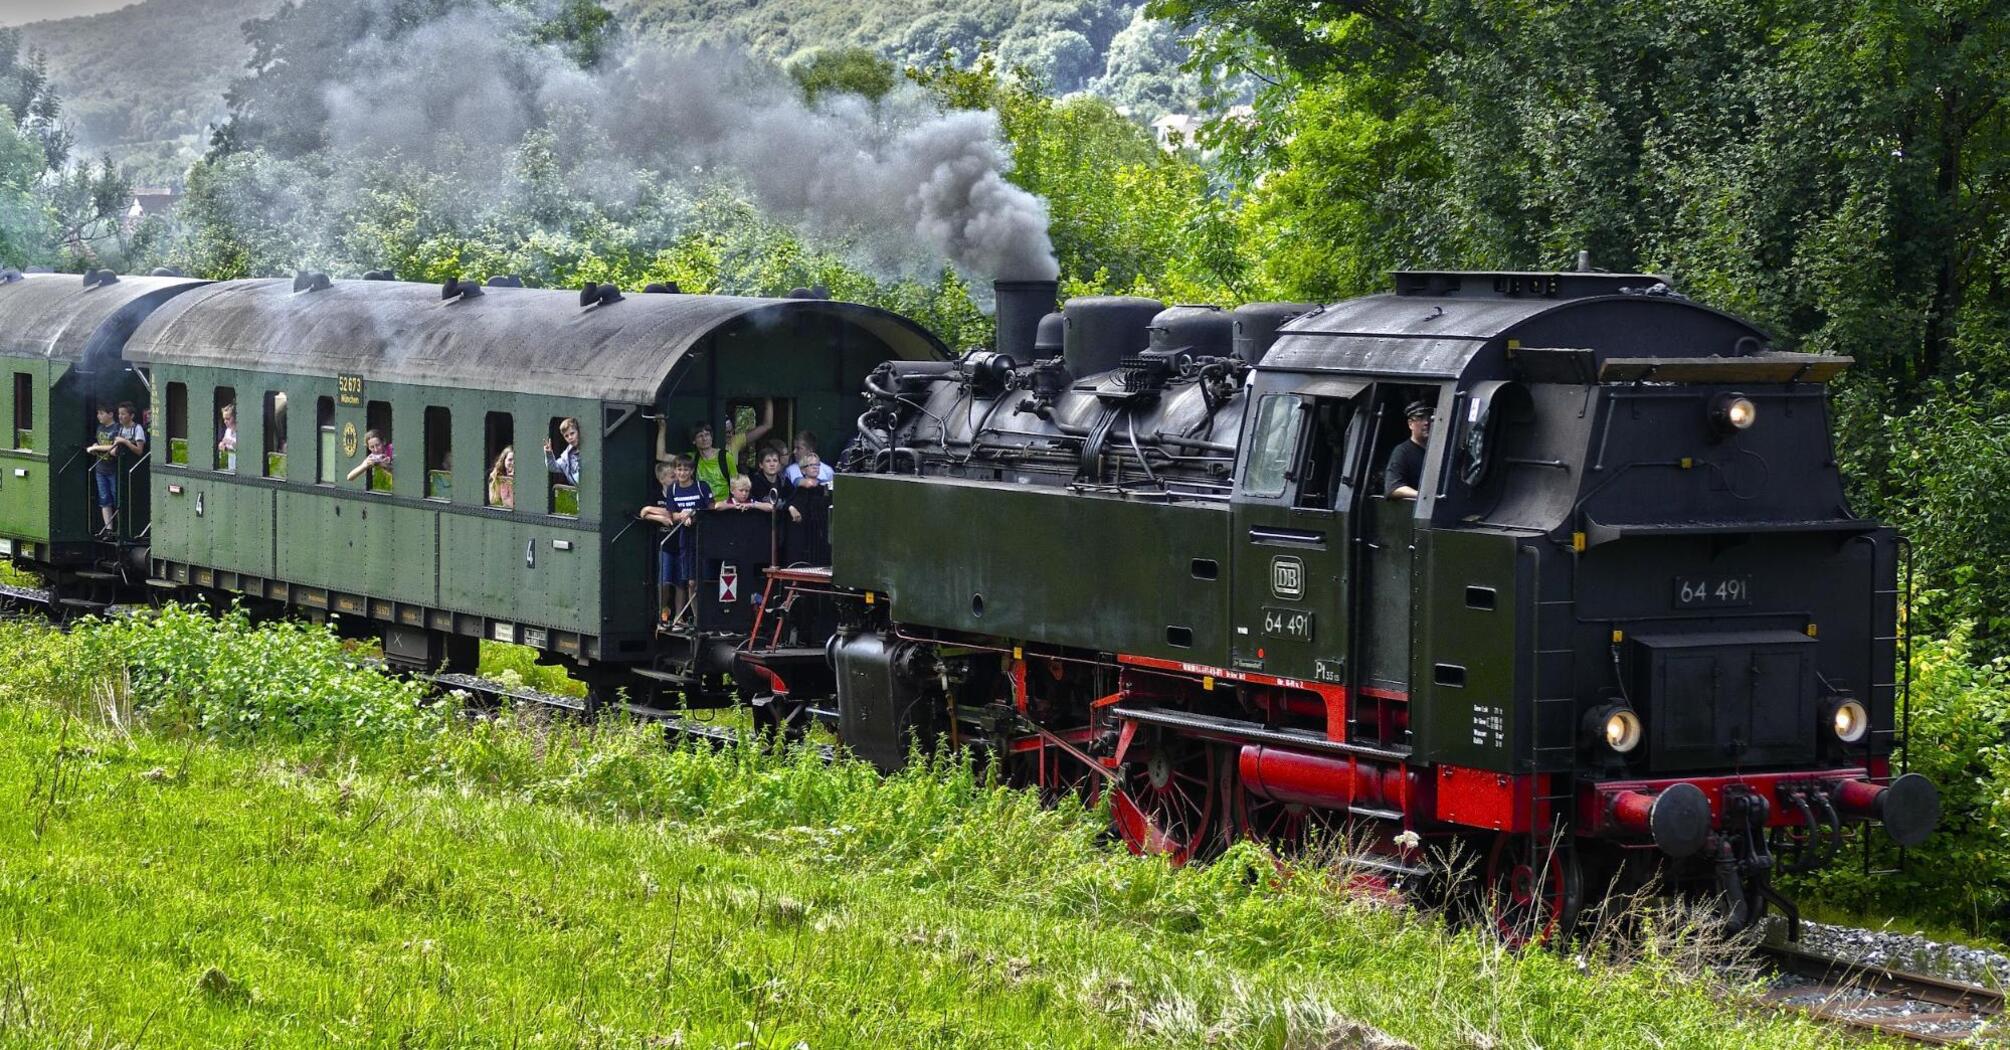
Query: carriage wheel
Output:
[[1111, 740, 1222, 866], [1483, 832, 1582, 948]]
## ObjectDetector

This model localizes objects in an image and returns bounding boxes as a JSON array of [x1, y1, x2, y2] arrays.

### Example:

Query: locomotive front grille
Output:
[[1628, 630, 1818, 771]]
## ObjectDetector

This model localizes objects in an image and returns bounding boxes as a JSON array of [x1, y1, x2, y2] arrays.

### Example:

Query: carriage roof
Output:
[[125, 278, 950, 402]]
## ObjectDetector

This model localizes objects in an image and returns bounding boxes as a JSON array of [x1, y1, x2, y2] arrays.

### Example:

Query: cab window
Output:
[[1293, 398, 1356, 510], [1241, 394, 1301, 498]]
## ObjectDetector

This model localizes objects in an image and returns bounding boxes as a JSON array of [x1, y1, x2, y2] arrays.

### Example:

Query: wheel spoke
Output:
[[1113, 740, 1223, 864]]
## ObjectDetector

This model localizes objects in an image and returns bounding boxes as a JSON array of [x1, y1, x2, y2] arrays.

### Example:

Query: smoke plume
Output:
[[302, 4, 1058, 283]]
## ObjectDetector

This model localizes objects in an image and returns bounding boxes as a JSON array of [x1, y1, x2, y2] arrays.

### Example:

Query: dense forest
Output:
[[4, 0, 2010, 934]]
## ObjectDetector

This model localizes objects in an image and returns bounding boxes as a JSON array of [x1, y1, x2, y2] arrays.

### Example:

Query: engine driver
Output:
[[1383, 400, 1433, 500]]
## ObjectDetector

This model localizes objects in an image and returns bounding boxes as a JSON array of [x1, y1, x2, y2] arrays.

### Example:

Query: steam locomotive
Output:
[[0, 266, 1937, 938], [815, 271, 1939, 938]]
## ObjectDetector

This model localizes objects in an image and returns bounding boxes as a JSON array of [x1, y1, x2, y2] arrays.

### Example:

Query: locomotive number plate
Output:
[[1261, 606, 1314, 641], [1674, 575, 1752, 608]]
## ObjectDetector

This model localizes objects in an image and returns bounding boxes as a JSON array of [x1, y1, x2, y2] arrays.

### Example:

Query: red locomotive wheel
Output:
[[1483, 832, 1582, 948], [1230, 769, 1339, 855], [1112, 742, 1222, 866], [1007, 739, 1105, 809]]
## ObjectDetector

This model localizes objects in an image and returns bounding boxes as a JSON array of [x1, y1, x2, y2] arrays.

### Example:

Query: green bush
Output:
[[45, 605, 445, 747], [1802, 616, 2010, 936]]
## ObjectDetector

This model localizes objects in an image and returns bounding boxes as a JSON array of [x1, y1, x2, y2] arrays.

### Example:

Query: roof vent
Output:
[[484, 275, 524, 288], [642, 281, 680, 294], [441, 276, 484, 301], [82, 269, 119, 288], [784, 285, 831, 300], [579, 282, 623, 308], [291, 271, 332, 293], [0, 268, 21, 285], [148, 266, 182, 277], [362, 269, 397, 281]]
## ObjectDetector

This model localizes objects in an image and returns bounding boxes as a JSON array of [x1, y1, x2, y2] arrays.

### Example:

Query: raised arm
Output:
[[654, 417, 675, 464], [744, 398, 776, 447]]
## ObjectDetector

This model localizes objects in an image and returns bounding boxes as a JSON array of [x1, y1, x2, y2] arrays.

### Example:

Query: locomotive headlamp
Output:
[[1586, 703, 1644, 754], [1712, 393, 1758, 432], [1830, 698, 1869, 744]]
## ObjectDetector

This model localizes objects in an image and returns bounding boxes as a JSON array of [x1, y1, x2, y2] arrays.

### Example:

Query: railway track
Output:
[[1758, 939, 2004, 1044], [425, 671, 837, 762]]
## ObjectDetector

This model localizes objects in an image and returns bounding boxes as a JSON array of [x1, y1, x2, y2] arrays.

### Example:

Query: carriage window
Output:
[[548, 415, 579, 517], [263, 392, 287, 479], [364, 401, 393, 493], [424, 406, 451, 500], [315, 396, 335, 483], [213, 386, 237, 472], [11, 372, 30, 450], [485, 412, 514, 509], [1241, 395, 1301, 498], [164, 382, 187, 464]]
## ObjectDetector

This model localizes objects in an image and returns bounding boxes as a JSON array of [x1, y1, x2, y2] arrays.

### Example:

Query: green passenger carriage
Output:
[[124, 276, 944, 701], [0, 272, 205, 594]]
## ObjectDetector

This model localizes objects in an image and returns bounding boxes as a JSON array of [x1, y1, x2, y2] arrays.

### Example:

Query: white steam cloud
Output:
[[309, 6, 1058, 283]]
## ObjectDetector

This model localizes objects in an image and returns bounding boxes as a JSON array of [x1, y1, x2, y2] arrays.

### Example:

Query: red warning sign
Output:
[[719, 564, 738, 603]]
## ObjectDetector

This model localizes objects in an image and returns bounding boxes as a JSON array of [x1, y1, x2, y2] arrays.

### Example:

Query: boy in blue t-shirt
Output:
[[84, 404, 119, 538], [638, 456, 711, 626]]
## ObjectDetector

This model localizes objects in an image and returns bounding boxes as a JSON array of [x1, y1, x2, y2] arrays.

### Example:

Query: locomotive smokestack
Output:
[[994, 279, 1058, 364]]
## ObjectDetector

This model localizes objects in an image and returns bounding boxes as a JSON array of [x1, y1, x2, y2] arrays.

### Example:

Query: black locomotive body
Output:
[[821, 270, 1938, 934]]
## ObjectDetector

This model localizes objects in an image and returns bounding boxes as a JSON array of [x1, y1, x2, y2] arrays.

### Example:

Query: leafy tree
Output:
[[42, 152, 137, 267], [0, 29, 70, 172], [1088, 6, 1203, 117], [0, 106, 50, 266], [790, 48, 899, 103]]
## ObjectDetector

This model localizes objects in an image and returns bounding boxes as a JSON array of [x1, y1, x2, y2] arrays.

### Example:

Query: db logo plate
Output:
[[1270, 555, 1304, 600], [719, 564, 738, 604]]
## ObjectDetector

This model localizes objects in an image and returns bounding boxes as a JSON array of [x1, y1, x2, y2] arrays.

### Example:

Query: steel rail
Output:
[[1757, 940, 2003, 1045]]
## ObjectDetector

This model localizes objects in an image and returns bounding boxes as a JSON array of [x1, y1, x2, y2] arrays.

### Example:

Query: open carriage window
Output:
[[548, 415, 579, 516], [315, 396, 335, 484], [364, 401, 393, 493], [424, 406, 451, 501], [213, 386, 237, 472], [263, 392, 287, 478], [485, 412, 514, 509], [10, 372, 29, 450], [164, 382, 187, 464]]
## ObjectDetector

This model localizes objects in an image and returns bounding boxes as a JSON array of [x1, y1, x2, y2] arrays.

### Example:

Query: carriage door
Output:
[[1229, 380, 1362, 687]]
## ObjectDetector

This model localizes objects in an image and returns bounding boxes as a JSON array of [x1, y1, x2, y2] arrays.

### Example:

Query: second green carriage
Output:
[[125, 276, 944, 700]]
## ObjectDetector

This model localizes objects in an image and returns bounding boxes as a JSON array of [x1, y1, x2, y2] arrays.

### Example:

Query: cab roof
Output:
[[125, 278, 950, 403], [1260, 271, 1777, 383]]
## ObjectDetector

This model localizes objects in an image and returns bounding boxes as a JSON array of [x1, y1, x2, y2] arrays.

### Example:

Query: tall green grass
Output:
[[0, 608, 1883, 1048]]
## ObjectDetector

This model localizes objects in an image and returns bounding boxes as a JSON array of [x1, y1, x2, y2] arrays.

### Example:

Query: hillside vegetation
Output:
[[0, 607, 1868, 1048], [17, 0, 281, 180]]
